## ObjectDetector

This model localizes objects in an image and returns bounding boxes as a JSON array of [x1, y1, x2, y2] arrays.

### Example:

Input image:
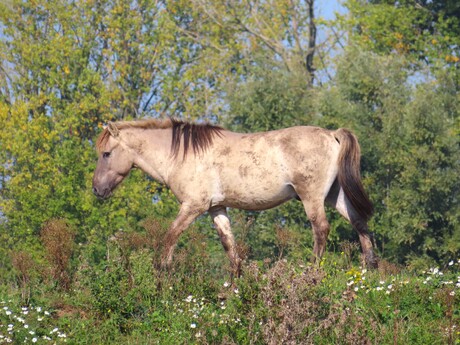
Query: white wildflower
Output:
[[223, 282, 230, 287], [190, 323, 197, 329], [449, 260, 454, 266]]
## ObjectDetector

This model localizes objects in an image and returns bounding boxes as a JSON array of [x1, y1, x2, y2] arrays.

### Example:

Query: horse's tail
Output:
[[334, 128, 373, 221]]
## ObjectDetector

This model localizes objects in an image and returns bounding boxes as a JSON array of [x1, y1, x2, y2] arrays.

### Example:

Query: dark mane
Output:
[[170, 119, 223, 158], [95, 118, 223, 157]]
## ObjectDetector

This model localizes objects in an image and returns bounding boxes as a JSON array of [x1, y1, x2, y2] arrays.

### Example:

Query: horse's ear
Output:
[[107, 122, 120, 137]]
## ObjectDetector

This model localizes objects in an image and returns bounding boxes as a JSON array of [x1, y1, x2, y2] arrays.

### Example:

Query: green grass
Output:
[[1, 240, 459, 344]]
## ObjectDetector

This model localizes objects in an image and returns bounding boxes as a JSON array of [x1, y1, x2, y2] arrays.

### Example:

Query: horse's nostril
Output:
[[92, 187, 98, 195]]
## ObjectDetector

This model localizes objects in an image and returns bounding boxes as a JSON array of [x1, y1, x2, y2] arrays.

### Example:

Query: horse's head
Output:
[[92, 122, 134, 199]]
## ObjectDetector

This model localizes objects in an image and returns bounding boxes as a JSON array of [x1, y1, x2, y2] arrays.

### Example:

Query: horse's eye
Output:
[[103, 152, 111, 158]]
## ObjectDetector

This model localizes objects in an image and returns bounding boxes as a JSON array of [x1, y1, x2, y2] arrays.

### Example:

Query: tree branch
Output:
[[305, 0, 316, 84]]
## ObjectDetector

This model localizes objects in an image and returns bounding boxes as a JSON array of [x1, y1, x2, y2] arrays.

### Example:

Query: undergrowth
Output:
[[0, 221, 459, 344]]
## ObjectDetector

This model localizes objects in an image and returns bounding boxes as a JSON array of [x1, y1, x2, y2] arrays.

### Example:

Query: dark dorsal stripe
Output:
[[170, 119, 223, 159]]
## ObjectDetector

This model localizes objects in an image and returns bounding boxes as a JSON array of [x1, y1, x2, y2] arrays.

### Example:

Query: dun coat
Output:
[[93, 118, 377, 276]]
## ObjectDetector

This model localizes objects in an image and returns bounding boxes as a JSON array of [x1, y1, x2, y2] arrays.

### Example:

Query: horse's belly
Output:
[[217, 183, 297, 211]]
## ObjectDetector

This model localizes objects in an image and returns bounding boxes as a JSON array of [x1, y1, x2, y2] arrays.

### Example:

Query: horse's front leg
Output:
[[161, 205, 202, 269], [209, 207, 242, 280]]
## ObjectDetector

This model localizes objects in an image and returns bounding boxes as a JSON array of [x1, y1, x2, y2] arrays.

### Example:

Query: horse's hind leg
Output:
[[326, 182, 378, 268], [209, 207, 242, 279], [297, 196, 331, 263]]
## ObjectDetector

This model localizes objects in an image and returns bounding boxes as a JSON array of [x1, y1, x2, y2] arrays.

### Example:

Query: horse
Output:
[[92, 118, 378, 276]]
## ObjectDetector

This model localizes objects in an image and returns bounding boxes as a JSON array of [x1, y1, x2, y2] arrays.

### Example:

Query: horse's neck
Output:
[[127, 128, 173, 184]]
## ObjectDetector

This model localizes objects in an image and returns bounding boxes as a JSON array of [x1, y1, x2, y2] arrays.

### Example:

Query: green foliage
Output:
[[310, 47, 460, 264], [1, 243, 459, 344], [0, 0, 182, 265], [0, 2, 459, 342], [341, 0, 460, 67], [225, 63, 314, 131]]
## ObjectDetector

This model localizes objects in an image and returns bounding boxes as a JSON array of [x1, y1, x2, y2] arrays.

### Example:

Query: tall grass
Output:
[[1, 221, 459, 344]]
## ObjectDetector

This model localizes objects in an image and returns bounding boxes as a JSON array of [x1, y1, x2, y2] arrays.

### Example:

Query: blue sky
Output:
[[320, 0, 348, 20]]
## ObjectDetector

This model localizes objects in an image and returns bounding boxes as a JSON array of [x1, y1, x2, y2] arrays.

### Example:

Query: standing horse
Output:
[[93, 118, 378, 276]]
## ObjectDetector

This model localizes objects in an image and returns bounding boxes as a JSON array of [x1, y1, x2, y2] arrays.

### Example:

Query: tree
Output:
[[340, 0, 460, 74], [313, 45, 460, 266], [0, 0, 179, 259]]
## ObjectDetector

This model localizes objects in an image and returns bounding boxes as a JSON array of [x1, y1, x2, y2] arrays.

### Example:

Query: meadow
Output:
[[1, 220, 459, 344]]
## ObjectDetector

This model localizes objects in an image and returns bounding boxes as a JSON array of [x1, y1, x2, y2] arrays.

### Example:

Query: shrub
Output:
[[40, 219, 75, 290]]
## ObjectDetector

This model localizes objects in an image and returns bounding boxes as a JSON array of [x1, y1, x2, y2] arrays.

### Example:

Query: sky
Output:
[[320, 0, 348, 20], [315, 1, 349, 82]]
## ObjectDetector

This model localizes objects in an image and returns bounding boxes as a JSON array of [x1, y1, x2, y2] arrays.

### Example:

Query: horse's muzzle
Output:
[[92, 186, 111, 199]]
